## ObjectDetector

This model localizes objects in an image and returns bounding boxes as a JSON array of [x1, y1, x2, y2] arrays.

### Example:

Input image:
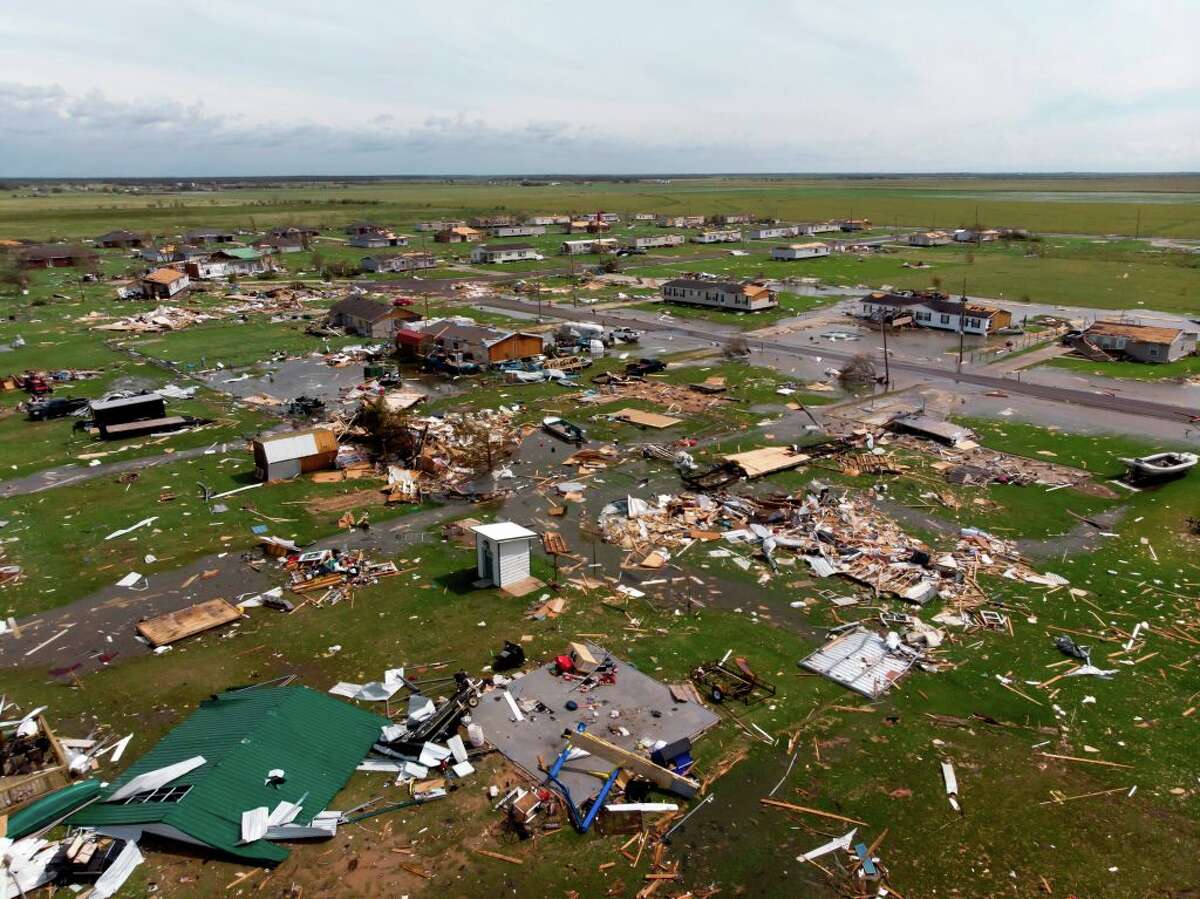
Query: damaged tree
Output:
[[838, 353, 877, 386]]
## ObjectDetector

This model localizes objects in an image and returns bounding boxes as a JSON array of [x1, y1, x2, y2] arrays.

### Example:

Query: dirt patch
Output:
[[309, 488, 389, 514]]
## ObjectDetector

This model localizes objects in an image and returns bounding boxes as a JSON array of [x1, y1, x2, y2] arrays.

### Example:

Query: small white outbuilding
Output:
[[471, 522, 538, 588]]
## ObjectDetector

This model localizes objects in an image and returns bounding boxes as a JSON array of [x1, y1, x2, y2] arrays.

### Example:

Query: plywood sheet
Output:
[[613, 407, 682, 429], [136, 598, 242, 647]]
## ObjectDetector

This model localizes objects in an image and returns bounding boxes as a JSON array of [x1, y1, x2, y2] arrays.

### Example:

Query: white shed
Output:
[[472, 522, 538, 588]]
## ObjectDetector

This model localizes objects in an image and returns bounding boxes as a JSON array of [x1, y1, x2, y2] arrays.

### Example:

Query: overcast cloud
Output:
[[0, 0, 1197, 175]]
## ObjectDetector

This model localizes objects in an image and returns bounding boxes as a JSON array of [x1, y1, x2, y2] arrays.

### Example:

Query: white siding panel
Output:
[[497, 540, 531, 586]]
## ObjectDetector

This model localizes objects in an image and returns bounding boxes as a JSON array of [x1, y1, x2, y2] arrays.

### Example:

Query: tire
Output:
[[710, 686, 725, 704]]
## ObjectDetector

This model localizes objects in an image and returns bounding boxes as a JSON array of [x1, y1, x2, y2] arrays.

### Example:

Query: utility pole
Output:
[[880, 312, 891, 388], [957, 279, 968, 376], [1135, 208, 1142, 240]]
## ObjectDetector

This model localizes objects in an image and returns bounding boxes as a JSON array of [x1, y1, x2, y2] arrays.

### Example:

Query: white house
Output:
[[908, 231, 952, 247], [748, 226, 798, 240], [489, 225, 546, 237], [632, 212, 656, 221], [662, 278, 777, 312], [691, 229, 741, 244], [471, 243, 540, 264], [859, 291, 1013, 336], [953, 228, 1000, 242], [632, 234, 684, 249], [772, 242, 830, 261], [561, 238, 618, 255], [472, 521, 537, 588], [798, 221, 841, 235]]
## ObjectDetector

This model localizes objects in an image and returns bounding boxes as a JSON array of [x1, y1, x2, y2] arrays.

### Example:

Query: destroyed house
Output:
[[69, 686, 387, 865], [256, 235, 304, 254], [267, 225, 319, 239], [1079, 321, 1196, 363], [343, 221, 387, 236], [470, 243, 538, 264], [348, 231, 409, 248], [888, 413, 974, 447], [426, 323, 543, 365], [328, 294, 413, 337], [184, 228, 236, 244], [360, 251, 436, 273], [17, 244, 98, 269], [95, 229, 145, 248], [859, 292, 1012, 335], [90, 393, 167, 439], [252, 428, 338, 480], [185, 248, 273, 280], [661, 278, 778, 312]]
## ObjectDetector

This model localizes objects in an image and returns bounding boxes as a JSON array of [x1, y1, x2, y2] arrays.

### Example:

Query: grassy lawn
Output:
[[1042, 352, 1200, 381]]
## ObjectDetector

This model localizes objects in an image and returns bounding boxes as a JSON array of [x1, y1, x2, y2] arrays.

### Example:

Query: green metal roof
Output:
[[7, 779, 102, 840], [214, 247, 263, 260], [70, 686, 386, 865]]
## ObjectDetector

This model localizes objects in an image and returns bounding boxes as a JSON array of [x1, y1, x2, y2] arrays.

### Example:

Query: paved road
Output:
[[486, 296, 1200, 425]]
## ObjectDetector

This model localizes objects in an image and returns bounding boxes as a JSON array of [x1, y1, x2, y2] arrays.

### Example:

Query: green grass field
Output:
[[4, 175, 1200, 239]]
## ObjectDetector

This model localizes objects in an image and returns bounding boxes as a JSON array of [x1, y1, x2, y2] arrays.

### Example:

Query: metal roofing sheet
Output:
[[260, 432, 319, 464], [800, 628, 914, 699], [70, 686, 386, 865]]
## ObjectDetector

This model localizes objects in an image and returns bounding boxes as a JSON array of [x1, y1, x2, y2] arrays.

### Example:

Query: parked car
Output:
[[25, 396, 89, 421]]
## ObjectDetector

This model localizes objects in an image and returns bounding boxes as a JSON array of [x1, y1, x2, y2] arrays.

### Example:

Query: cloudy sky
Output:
[[1, 1, 1197, 176]]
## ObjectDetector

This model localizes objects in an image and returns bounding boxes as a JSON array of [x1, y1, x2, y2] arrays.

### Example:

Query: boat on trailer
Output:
[[1121, 451, 1199, 483], [542, 416, 586, 445]]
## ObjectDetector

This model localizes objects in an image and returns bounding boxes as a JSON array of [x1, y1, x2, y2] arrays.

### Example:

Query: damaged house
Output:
[[421, 322, 545, 366], [859, 291, 1013, 336], [185, 248, 274, 280], [662, 278, 778, 312], [360, 252, 437, 274], [95, 229, 146, 249], [69, 685, 386, 865], [141, 267, 190, 299], [1075, 321, 1197, 364], [328, 294, 419, 338]]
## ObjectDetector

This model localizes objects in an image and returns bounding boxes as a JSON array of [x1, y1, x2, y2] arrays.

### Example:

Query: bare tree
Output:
[[838, 353, 877, 386]]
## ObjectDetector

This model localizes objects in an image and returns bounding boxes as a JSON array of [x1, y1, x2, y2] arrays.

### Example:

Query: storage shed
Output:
[[90, 393, 166, 438], [471, 522, 537, 588], [252, 428, 338, 481]]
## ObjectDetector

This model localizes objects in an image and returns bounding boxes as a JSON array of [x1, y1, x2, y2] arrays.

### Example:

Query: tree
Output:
[[0, 253, 29, 291], [838, 353, 877, 386], [357, 398, 417, 460], [723, 335, 750, 358]]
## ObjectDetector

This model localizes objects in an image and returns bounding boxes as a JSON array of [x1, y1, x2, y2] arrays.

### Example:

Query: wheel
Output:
[[710, 686, 725, 704]]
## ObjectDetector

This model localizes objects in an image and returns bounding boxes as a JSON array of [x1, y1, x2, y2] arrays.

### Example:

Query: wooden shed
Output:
[[252, 428, 339, 481]]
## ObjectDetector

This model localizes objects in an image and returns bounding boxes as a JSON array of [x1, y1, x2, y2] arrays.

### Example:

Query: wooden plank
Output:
[[612, 408, 683, 429], [759, 798, 868, 826], [473, 848, 523, 865], [136, 598, 242, 647], [566, 730, 699, 799]]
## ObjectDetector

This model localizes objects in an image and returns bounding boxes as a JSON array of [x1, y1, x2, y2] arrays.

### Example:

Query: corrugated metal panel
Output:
[[800, 629, 913, 699], [70, 687, 386, 865]]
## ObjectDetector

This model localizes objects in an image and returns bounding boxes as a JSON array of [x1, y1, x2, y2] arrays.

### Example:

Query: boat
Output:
[[542, 416, 586, 445], [1121, 451, 1199, 483]]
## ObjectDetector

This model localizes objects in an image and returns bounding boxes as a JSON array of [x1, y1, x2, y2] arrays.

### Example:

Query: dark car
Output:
[[25, 396, 89, 421], [625, 358, 667, 376]]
